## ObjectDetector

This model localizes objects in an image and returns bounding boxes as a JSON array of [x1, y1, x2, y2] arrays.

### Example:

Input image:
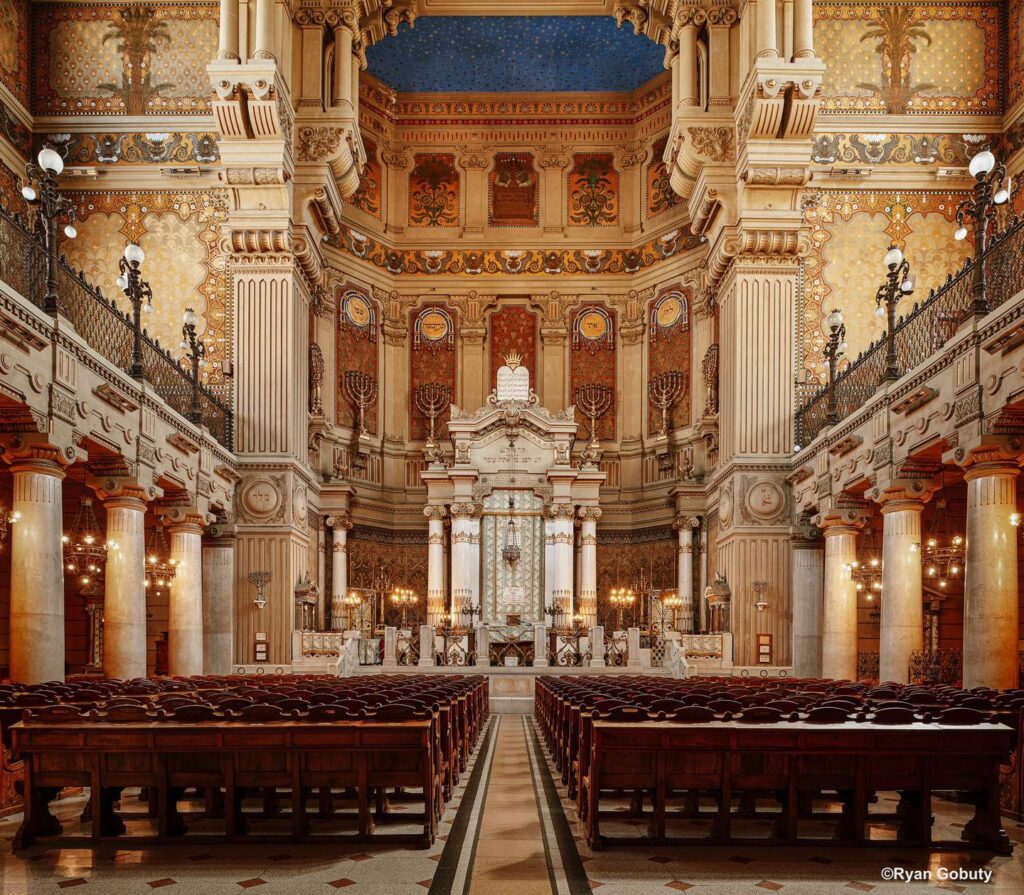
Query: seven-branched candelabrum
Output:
[[573, 383, 613, 468], [343, 370, 379, 437], [414, 381, 451, 464], [647, 370, 685, 436]]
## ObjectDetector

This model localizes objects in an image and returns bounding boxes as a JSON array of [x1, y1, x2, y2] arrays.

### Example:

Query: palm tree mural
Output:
[[857, 7, 935, 114], [97, 6, 174, 115]]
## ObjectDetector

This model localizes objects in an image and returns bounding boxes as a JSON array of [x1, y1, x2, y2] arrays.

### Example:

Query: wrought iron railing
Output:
[[0, 208, 233, 450], [796, 215, 1024, 448], [908, 647, 962, 686]]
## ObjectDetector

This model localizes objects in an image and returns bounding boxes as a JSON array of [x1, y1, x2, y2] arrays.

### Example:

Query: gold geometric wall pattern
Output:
[[815, 2, 1000, 114], [802, 191, 970, 384], [61, 191, 230, 382]]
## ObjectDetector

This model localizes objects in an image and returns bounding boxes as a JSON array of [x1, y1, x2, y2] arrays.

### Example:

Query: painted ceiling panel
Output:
[[365, 16, 665, 92]]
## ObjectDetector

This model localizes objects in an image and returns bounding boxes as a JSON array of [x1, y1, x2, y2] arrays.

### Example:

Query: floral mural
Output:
[[815, 2, 1000, 114], [32, 2, 218, 116], [489, 153, 538, 227], [61, 190, 230, 383], [647, 135, 681, 218], [802, 191, 971, 384], [409, 153, 459, 228], [347, 137, 381, 220], [568, 153, 619, 226], [488, 305, 538, 393]]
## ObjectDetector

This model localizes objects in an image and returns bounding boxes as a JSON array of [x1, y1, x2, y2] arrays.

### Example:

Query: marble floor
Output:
[[1, 714, 1023, 895]]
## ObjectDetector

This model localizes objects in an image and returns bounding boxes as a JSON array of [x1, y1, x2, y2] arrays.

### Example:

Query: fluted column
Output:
[[579, 508, 600, 621], [793, 0, 815, 59], [7, 448, 68, 683], [252, 0, 275, 61], [167, 516, 205, 676], [879, 499, 925, 684], [425, 506, 447, 624], [962, 462, 1020, 690], [202, 525, 235, 674], [218, 0, 240, 60], [450, 504, 481, 624], [791, 528, 824, 677], [332, 25, 353, 109], [102, 490, 148, 680], [327, 514, 351, 630], [821, 521, 860, 681], [675, 516, 695, 633]]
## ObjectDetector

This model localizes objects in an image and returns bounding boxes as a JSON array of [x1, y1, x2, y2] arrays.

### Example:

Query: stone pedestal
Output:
[[382, 626, 398, 668], [418, 624, 434, 667], [533, 623, 548, 666], [102, 493, 147, 680], [589, 625, 605, 667], [627, 626, 642, 667], [475, 624, 490, 668], [962, 463, 1019, 690]]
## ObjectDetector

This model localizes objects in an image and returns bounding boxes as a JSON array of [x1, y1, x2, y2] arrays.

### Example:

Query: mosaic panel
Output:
[[569, 303, 617, 441], [814, 3, 1000, 114], [347, 137, 382, 220], [647, 134, 681, 218], [330, 225, 698, 277], [336, 286, 380, 435], [32, 3, 218, 116], [568, 153, 619, 227], [487, 305, 538, 394], [802, 191, 971, 384], [648, 287, 692, 436], [62, 191, 230, 382], [489, 153, 539, 228], [0, 0, 28, 108], [409, 153, 459, 228], [409, 303, 459, 441]]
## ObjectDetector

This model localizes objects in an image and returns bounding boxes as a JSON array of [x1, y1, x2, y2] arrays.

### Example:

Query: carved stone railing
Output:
[[0, 207, 233, 449], [680, 633, 725, 659], [300, 631, 346, 657], [796, 215, 1024, 448]]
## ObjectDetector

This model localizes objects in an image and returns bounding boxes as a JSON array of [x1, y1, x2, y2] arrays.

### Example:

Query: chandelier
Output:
[[923, 496, 964, 591], [145, 524, 177, 598], [850, 525, 882, 600], [502, 494, 521, 566], [63, 497, 111, 588]]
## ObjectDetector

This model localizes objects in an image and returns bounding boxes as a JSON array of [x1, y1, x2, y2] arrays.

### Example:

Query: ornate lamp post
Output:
[[823, 308, 848, 425], [180, 307, 207, 424], [874, 245, 915, 383], [954, 149, 1011, 317], [115, 244, 153, 380], [21, 145, 77, 315]]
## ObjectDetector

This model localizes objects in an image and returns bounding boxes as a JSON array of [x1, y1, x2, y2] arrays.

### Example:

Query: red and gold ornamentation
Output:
[[409, 153, 459, 228], [570, 303, 617, 440], [489, 153, 539, 228], [568, 153, 619, 227], [409, 304, 459, 440], [648, 287, 691, 436], [337, 286, 380, 434], [488, 305, 538, 393]]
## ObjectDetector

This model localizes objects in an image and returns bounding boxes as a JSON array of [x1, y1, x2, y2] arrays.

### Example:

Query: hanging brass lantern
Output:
[[62, 497, 110, 588]]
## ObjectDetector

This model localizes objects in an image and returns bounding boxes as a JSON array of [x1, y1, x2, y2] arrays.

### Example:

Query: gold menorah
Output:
[[574, 383, 614, 451], [414, 382, 451, 446], [648, 370, 685, 436], [342, 370, 378, 437]]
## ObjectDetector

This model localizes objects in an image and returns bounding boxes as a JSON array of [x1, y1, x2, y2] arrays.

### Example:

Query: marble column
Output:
[[793, 0, 815, 59], [450, 504, 481, 624], [102, 491, 148, 680], [821, 522, 860, 681], [425, 506, 447, 624], [791, 531, 824, 678], [202, 526, 235, 675], [578, 507, 600, 621], [252, 0, 275, 60], [332, 25, 353, 109], [675, 516, 694, 633], [880, 499, 925, 684], [328, 514, 351, 630], [547, 504, 576, 620], [217, 0, 240, 60], [755, 0, 779, 57], [8, 451, 67, 683], [962, 463, 1020, 690], [677, 21, 699, 107], [167, 516, 204, 676]]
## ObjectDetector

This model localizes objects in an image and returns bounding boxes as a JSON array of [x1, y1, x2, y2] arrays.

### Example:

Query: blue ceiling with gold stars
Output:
[[365, 17, 666, 93]]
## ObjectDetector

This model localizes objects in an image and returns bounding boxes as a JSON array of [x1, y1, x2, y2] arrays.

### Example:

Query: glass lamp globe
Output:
[[115, 275, 128, 292], [838, 341, 848, 353], [179, 339, 188, 350], [63, 224, 76, 239], [993, 185, 1010, 205], [20, 185, 36, 202], [123, 243, 145, 265], [954, 225, 969, 241], [826, 309, 844, 330], [874, 305, 886, 318], [183, 308, 197, 327], [142, 301, 153, 314], [883, 245, 903, 268], [37, 147, 64, 175], [968, 150, 995, 178], [901, 275, 915, 294]]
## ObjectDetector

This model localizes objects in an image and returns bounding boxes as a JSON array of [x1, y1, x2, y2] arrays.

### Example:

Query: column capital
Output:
[[947, 436, 1024, 474], [1, 435, 75, 477], [326, 512, 353, 530], [89, 476, 157, 508], [546, 503, 576, 521], [450, 502, 481, 520], [814, 507, 869, 535], [161, 505, 207, 534], [424, 505, 449, 521], [673, 513, 699, 531], [868, 478, 935, 511], [962, 461, 1020, 484], [578, 506, 602, 522]]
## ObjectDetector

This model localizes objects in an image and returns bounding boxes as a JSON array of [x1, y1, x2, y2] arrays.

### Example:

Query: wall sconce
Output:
[[0, 508, 20, 543], [248, 570, 271, 609], [753, 580, 769, 612]]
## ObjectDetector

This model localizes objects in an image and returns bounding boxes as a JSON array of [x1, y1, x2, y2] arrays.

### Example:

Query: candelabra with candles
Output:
[[546, 590, 571, 629], [454, 589, 479, 627], [874, 245, 915, 383], [63, 498, 112, 589], [823, 308, 848, 425], [661, 589, 684, 630], [343, 370, 378, 438], [180, 307, 207, 425], [648, 371, 685, 436], [414, 382, 451, 463], [954, 149, 1012, 316], [608, 586, 636, 630], [248, 570, 271, 609], [574, 384, 613, 468], [21, 145, 77, 314], [343, 591, 364, 630], [390, 586, 418, 628], [115, 244, 153, 381]]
